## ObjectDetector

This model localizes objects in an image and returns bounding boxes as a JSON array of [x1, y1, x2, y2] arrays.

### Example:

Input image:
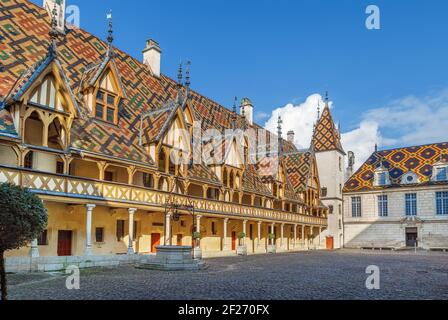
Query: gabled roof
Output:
[[312, 105, 344, 154], [242, 164, 272, 196], [344, 142, 448, 192], [0, 0, 312, 196]]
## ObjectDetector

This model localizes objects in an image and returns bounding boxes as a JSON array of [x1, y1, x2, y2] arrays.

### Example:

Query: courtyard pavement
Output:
[[7, 250, 448, 300]]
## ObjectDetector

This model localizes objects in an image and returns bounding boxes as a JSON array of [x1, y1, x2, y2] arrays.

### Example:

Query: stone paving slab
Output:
[[6, 251, 448, 300]]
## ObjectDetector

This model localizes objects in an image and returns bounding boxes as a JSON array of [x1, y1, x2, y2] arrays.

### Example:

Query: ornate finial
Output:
[[177, 61, 183, 86], [107, 10, 114, 45], [375, 144, 378, 153], [185, 61, 191, 88], [317, 99, 321, 120], [277, 115, 283, 137], [325, 91, 329, 104], [232, 96, 237, 129], [48, 3, 59, 54]]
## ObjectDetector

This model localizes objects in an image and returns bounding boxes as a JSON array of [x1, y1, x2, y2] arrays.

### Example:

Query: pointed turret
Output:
[[312, 94, 344, 154]]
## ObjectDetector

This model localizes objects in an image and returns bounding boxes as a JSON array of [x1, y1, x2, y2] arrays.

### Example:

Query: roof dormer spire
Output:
[[106, 10, 115, 58], [185, 60, 191, 89], [48, 3, 59, 55], [277, 115, 283, 155]]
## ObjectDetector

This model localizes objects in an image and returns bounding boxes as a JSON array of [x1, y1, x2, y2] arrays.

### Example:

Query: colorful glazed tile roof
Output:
[[344, 142, 448, 192], [0, 108, 17, 136], [243, 164, 272, 196], [0, 0, 318, 198], [312, 105, 344, 153], [284, 151, 314, 193]]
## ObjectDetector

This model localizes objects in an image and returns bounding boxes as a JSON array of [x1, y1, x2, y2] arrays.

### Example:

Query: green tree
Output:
[[0, 183, 47, 300]]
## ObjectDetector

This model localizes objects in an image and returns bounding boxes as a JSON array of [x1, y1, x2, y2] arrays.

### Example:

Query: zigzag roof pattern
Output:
[[344, 142, 448, 192], [312, 105, 344, 153], [0, 0, 311, 198]]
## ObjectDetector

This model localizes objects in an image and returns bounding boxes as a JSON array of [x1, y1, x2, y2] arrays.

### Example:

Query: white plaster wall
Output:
[[315, 150, 345, 249], [344, 186, 448, 249]]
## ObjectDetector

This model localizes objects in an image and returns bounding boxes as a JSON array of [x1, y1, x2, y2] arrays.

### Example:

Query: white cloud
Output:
[[264, 94, 328, 149], [264, 90, 448, 173]]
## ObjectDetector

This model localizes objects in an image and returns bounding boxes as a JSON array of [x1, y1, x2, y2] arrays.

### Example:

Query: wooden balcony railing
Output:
[[0, 165, 327, 226]]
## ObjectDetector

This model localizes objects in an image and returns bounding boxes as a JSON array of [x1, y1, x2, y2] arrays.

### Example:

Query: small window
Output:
[[329, 205, 334, 214], [378, 195, 388, 217], [436, 167, 447, 182], [24, 152, 33, 169], [106, 107, 114, 123], [352, 197, 362, 217], [436, 192, 448, 215], [95, 104, 104, 119], [116, 220, 125, 241], [377, 172, 388, 186], [338, 219, 342, 230], [56, 161, 64, 174], [107, 95, 115, 105], [321, 187, 328, 197], [405, 193, 417, 216], [339, 204, 342, 215], [95, 227, 104, 243], [37, 230, 48, 246]]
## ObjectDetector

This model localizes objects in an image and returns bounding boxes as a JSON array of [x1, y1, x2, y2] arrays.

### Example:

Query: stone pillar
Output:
[[257, 221, 262, 248], [294, 224, 297, 249], [271, 222, 275, 246], [196, 215, 202, 234], [30, 239, 39, 258], [85, 204, 96, 256], [242, 220, 248, 245], [319, 227, 322, 249], [164, 211, 171, 247], [223, 218, 229, 251], [128, 208, 137, 254], [301, 225, 305, 249], [280, 223, 285, 249]]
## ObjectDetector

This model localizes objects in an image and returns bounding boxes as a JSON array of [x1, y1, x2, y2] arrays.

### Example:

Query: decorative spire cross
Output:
[[107, 10, 114, 45], [48, 3, 59, 55]]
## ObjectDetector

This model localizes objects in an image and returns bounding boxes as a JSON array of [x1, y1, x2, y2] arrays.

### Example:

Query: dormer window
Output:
[[374, 166, 390, 187], [95, 88, 117, 123], [435, 166, 447, 181]]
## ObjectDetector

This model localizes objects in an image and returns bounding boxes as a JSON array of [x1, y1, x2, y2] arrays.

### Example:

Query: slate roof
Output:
[[0, 0, 312, 198], [344, 142, 448, 192]]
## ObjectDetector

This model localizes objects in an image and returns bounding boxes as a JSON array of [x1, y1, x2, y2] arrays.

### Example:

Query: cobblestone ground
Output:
[[7, 250, 448, 300]]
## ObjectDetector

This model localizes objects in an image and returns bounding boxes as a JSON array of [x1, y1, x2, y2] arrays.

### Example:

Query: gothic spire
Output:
[[106, 10, 116, 58], [177, 61, 183, 87], [185, 60, 191, 89], [277, 115, 283, 155], [232, 96, 237, 129], [48, 3, 59, 55]]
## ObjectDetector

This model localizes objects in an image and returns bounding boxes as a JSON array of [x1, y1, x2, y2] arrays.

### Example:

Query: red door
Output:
[[326, 236, 334, 250], [232, 232, 236, 251], [151, 233, 161, 253], [57, 231, 72, 256]]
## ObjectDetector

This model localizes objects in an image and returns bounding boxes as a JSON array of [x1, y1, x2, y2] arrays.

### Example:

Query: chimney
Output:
[[143, 39, 162, 78], [240, 97, 254, 125], [287, 130, 295, 144], [44, 0, 66, 33]]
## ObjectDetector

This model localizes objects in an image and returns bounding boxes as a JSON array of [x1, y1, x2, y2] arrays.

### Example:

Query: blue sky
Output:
[[32, 0, 448, 166]]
